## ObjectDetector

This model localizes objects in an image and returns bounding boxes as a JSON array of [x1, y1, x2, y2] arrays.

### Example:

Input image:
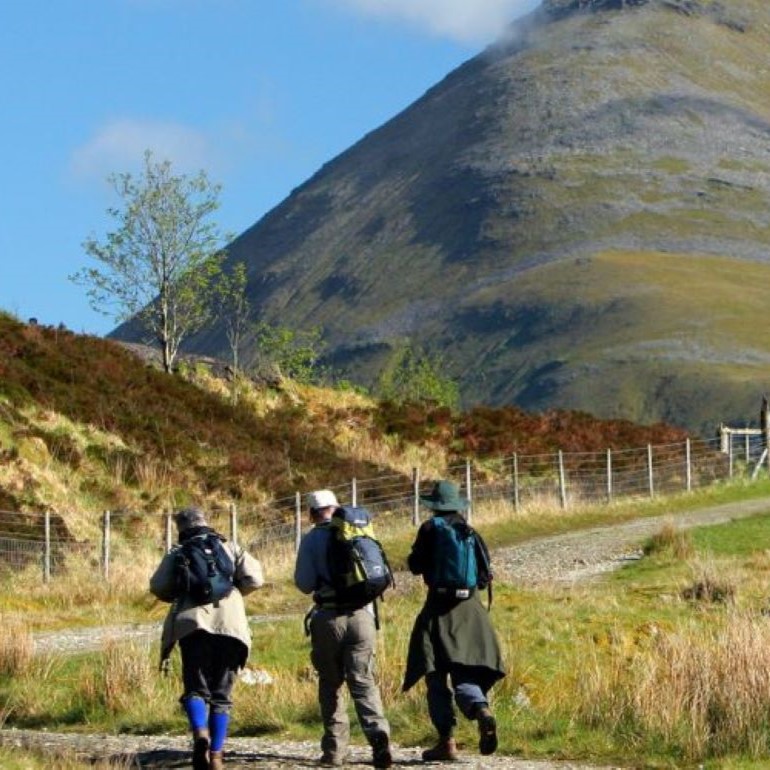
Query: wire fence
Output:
[[0, 432, 764, 584]]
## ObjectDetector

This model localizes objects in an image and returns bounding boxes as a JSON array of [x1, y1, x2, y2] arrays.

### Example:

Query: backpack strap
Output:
[[472, 526, 493, 611]]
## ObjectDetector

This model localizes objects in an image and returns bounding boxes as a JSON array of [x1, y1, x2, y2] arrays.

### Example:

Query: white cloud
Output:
[[70, 119, 216, 182], [329, 0, 540, 45]]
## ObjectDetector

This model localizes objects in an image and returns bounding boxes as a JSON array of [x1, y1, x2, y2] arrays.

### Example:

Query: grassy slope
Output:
[[0, 311, 687, 517], [461, 250, 770, 431]]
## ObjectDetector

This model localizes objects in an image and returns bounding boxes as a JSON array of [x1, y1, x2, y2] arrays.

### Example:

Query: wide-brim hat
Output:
[[420, 480, 469, 511]]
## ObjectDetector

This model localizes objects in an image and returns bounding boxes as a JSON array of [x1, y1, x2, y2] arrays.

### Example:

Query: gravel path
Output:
[[8, 495, 770, 769]]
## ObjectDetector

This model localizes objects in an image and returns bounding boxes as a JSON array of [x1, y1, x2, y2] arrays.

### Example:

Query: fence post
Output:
[[745, 432, 751, 465], [101, 510, 111, 581], [412, 467, 420, 526], [685, 438, 692, 492], [465, 459, 473, 524], [647, 444, 654, 498], [351, 478, 358, 507], [728, 433, 734, 478], [43, 510, 51, 584], [606, 448, 613, 503], [165, 513, 173, 552], [229, 502, 238, 547], [512, 453, 520, 512], [295, 492, 303, 553], [558, 451, 567, 509]]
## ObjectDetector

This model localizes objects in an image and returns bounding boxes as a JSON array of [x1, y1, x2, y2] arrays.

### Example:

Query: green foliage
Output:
[[253, 322, 325, 384], [378, 344, 459, 410], [72, 151, 226, 372], [212, 261, 250, 377]]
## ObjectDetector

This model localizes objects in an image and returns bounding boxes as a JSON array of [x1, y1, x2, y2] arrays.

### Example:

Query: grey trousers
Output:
[[309, 607, 390, 757]]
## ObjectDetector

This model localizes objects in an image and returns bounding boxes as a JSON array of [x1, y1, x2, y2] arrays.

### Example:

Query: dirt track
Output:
[[8, 495, 770, 768]]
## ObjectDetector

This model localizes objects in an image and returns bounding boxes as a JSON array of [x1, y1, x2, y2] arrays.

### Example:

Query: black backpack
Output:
[[175, 531, 235, 605], [316, 506, 394, 611]]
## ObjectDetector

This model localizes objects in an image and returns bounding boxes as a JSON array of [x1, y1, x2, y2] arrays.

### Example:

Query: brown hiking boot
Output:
[[192, 727, 210, 770], [421, 736, 458, 762], [209, 750, 224, 770], [477, 706, 498, 755]]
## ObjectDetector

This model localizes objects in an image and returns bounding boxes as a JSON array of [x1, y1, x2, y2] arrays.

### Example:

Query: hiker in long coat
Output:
[[403, 480, 505, 762], [150, 507, 264, 770]]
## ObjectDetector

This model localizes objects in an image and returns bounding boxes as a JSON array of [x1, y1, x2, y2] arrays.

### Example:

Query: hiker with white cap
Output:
[[294, 489, 392, 768]]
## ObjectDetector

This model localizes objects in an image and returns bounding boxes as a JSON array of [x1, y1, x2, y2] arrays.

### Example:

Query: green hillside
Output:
[[110, 0, 770, 433], [0, 312, 686, 517]]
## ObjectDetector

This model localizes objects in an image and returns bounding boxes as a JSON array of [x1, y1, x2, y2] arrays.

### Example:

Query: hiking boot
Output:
[[421, 736, 458, 762], [476, 706, 498, 756], [192, 727, 210, 770], [371, 731, 393, 769], [318, 752, 345, 767], [209, 750, 224, 770]]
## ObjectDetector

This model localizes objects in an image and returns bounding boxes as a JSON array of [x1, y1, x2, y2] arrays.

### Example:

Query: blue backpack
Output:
[[428, 517, 478, 593]]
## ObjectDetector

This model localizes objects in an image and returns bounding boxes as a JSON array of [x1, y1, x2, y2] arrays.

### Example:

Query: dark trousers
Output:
[[179, 630, 245, 714], [425, 665, 489, 736]]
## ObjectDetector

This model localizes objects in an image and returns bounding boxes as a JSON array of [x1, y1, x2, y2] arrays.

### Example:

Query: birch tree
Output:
[[73, 151, 225, 372]]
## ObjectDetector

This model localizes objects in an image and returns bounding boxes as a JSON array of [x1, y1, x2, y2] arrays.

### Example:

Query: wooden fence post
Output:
[[165, 513, 173, 552], [512, 453, 519, 512], [101, 510, 111, 581], [295, 492, 303, 553], [685, 438, 692, 492], [728, 433, 734, 478], [465, 459, 473, 524], [43, 510, 51, 584], [412, 467, 420, 526], [229, 502, 238, 547], [558, 451, 567, 509], [351, 478, 358, 507], [647, 444, 654, 498], [757, 395, 770, 471], [606, 448, 613, 503]]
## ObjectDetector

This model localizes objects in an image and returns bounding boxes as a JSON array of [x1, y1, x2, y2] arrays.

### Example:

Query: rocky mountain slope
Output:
[[114, 0, 770, 434]]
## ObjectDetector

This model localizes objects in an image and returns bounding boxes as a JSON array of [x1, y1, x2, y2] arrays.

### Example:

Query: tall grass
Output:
[[576, 612, 770, 761], [0, 620, 33, 677]]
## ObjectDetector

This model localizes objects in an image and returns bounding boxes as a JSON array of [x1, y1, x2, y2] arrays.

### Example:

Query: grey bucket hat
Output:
[[419, 480, 469, 512]]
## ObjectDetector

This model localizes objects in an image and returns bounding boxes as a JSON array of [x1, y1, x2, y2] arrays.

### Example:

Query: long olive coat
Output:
[[149, 529, 264, 667], [402, 513, 505, 693]]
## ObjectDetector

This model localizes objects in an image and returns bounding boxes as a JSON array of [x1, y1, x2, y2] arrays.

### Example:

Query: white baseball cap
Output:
[[307, 489, 339, 510]]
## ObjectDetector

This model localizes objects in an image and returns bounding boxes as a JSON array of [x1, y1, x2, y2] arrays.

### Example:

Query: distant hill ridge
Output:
[[113, 0, 770, 434]]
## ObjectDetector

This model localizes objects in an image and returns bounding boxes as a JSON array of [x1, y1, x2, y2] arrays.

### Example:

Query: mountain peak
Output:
[[116, 0, 770, 434]]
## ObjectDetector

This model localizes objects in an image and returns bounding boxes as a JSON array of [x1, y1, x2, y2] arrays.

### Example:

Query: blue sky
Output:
[[1, 0, 538, 336]]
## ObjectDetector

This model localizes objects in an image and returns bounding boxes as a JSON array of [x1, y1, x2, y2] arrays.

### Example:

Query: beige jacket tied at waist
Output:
[[149, 539, 264, 666]]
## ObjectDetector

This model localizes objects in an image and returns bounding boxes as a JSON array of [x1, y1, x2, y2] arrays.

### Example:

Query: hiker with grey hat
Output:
[[294, 489, 392, 769], [150, 507, 264, 770], [402, 480, 505, 762]]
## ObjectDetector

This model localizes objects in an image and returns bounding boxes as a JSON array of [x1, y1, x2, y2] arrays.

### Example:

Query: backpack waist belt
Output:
[[430, 586, 475, 599]]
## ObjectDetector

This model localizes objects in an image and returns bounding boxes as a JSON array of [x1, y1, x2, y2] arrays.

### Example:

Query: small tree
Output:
[[253, 322, 325, 384], [213, 261, 251, 378], [379, 344, 460, 410], [73, 151, 226, 372]]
